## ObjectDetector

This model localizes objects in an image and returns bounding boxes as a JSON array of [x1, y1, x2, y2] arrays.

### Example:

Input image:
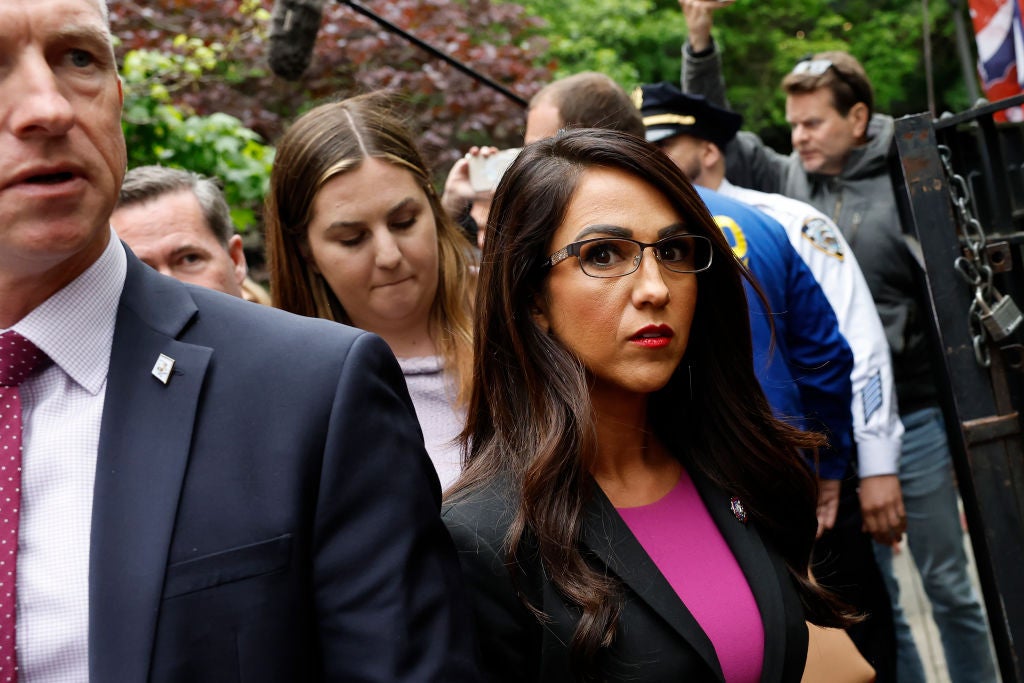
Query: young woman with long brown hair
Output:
[[265, 93, 475, 488]]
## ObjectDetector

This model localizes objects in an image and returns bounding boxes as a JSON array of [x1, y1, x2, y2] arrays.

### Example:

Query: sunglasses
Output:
[[790, 58, 870, 107]]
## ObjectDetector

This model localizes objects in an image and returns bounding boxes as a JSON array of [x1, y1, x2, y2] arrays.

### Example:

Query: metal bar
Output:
[[962, 412, 1020, 445], [922, 0, 936, 118], [891, 113, 1024, 682], [971, 231, 1024, 246], [336, 0, 529, 108], [975, 115, 1015, 230], [935, 93, 1024, 129], [951, 0, 981, 103]]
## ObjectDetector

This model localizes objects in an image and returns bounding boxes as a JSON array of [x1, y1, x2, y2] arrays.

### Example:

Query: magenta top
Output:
[[616, 469, 765, 683]]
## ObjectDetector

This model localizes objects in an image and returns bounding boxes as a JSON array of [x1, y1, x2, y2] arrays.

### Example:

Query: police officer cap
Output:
[[635, 82, 743, 149]]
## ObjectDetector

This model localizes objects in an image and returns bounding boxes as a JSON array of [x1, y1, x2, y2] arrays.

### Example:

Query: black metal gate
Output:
[[890, 93, 1024, 682]]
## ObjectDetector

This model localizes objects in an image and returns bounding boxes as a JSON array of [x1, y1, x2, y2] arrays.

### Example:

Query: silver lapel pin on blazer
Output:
[[151, 354, 175, 385], [730, 496, 748, 524]]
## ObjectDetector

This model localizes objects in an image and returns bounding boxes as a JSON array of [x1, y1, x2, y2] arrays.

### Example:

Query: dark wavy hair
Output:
[[448, 128, 851, 679]]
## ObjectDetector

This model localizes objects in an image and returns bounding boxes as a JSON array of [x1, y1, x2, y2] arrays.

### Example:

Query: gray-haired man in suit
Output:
[[0, 0, 479, 680]]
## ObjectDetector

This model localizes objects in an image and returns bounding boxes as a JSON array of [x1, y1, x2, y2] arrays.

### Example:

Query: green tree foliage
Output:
[[515, 0, 683, 86], [515, 0, 977, 148], [109, 0, 552, 171], [696, 0, 972, 145], [120, 43, 275, 232], [108, 0, 552, 259]]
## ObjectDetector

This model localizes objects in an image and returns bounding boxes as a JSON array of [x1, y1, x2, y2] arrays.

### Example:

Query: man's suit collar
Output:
[[116, 243, 199, 338], [90, 251, 212, 681], [11, 232, 126, 395]]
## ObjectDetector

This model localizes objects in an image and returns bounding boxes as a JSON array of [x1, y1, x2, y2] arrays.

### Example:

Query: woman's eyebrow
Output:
[[658, 222, 687, 239], [574, 224, 631, 240], [385, 197, 418, 220], [572, 222, 688, 241]]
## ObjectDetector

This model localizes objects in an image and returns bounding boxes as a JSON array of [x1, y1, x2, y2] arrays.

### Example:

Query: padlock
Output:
[[977, 289, 1024, 341]]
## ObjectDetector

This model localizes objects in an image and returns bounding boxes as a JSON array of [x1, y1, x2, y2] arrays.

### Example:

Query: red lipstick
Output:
[[629, 325, 674, 348]]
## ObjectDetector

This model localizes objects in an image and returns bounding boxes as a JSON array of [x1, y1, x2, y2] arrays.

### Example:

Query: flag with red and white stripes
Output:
[[969, 0, 1024, 121]]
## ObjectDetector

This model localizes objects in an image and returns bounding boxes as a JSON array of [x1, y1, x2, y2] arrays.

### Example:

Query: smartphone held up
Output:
[[468, 148, 522, 193]]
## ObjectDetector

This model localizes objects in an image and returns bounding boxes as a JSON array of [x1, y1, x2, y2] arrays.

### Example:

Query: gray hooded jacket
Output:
[[683, 42, 934, 413]]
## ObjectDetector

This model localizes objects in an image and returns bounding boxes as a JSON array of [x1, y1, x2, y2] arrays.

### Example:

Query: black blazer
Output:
[[443, 472, 808, 682], [87, 251, 479, 682]]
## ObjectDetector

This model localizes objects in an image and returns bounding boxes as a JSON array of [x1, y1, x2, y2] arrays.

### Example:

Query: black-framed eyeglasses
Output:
[[542, 234, 713, 278], [791, 58, 869, 107]]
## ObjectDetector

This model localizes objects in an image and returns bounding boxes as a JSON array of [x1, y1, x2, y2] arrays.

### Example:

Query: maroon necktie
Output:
[[0, 332, 48, 683]]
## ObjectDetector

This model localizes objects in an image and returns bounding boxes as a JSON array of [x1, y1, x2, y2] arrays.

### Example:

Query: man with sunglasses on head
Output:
[[676, 3, 999, 683]]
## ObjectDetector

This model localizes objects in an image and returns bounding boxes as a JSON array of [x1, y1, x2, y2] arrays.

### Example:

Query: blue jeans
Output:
[[873, 406, 997, 683], [874, 543, 928, 683]]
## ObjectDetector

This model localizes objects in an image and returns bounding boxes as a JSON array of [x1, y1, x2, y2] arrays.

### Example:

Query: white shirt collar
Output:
[[11, 228, 127, 395]]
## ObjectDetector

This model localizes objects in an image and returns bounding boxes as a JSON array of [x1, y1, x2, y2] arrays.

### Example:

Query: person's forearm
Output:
[[681, 37, 729, 108]]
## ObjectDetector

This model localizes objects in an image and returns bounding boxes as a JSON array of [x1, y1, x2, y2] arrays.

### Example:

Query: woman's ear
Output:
[[298, 240, 320, 275], [530, 295, 550, 334]]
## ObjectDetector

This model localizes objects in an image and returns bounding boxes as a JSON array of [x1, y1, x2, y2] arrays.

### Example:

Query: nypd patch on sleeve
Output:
[[801, 217, 844, 260]]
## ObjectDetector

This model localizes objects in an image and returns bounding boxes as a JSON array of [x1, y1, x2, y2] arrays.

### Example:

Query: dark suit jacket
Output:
[[443, 472, 808, 682], [87, 252, 478, 682]]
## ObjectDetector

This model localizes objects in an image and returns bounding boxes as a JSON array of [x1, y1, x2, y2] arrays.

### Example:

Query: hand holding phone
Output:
[[468, 148, 522, 193]]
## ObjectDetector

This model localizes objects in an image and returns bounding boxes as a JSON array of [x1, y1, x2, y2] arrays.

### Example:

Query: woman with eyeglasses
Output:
[[443, 129, 854, 682]]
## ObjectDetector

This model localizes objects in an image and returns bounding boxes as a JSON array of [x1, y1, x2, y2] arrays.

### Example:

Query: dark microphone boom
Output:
[[268, 0, 326, 81]]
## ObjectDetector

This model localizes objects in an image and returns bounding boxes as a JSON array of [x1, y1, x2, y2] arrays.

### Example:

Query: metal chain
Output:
[[940, 145, 996, 367]]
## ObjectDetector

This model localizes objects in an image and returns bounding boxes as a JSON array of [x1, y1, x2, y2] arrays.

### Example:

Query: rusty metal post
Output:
[[890, 111, 1024, 682]]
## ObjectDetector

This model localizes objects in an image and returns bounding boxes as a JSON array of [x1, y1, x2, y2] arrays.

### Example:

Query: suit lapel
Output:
[[582, 471, 791, 683], [689, 474, 789, 683], [89, 254, 212, 681], [581, 485, 726, 682]]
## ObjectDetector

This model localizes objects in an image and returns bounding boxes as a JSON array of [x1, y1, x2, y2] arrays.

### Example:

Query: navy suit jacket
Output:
[[443, 471, 808, 682], [87, 251, 478, 681]]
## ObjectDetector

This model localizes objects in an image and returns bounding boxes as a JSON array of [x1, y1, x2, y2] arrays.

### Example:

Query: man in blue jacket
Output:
[[698, 188, 854, 483]]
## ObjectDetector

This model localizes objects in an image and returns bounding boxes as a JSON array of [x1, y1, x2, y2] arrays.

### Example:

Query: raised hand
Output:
[[678, 0, 733, 53]]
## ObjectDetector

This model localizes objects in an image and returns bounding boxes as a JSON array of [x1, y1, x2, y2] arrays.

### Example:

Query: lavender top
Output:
[[397, 356, 463, 490]]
